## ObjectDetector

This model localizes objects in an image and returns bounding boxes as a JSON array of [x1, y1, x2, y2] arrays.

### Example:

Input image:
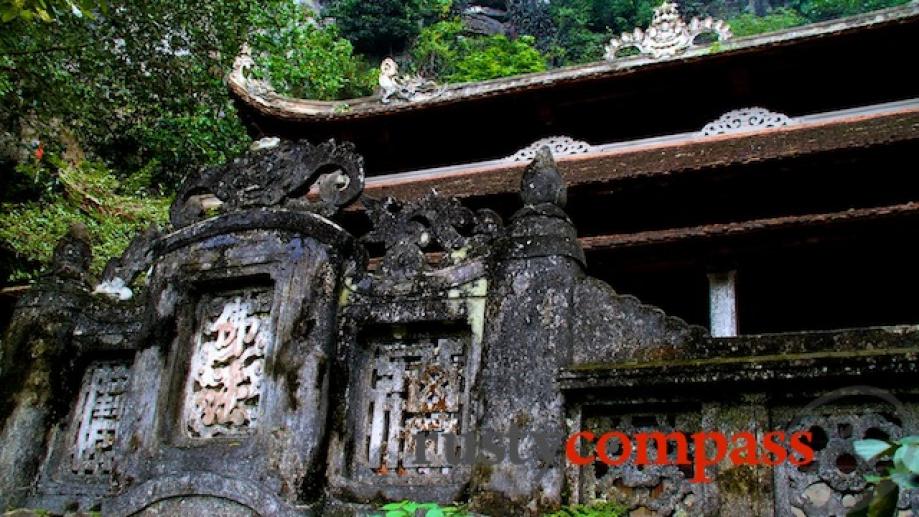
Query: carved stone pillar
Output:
[[103, 140, 365, 516], [470, 147, 585, 514], [0, 225, 92, 509]]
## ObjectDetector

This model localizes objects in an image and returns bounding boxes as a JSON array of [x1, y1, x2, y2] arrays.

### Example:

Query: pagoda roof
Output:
[[229, 4, 919, 176], [230, 4, 919, 123]]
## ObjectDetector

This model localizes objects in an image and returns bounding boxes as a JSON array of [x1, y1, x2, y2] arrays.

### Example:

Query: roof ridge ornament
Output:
[[509, 136, 594, 162], [701, 107, 795, 136], [232, 43, 276, 96], [605, 1, 731, 61], [379, 58, 446, 105]]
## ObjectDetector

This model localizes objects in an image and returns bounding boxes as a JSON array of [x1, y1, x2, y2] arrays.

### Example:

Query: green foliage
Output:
[[0, 0, 374, 280], [548, 4, 610, 65], [449, 35, 546, 83], [411, 19, 462, 78], [787, 0, 910, 22], [327, 0, 451, 56], [411, 20, 547, 83], [0, 154, 169, 281], [0, 56, 12, 96], [374, 500, 469, 517], [248, 5, 377, 100], [0, 0, 263, 187], [0, 0, 104, 23], [726, 8, 806, 37], [545, 500, 626, 517], [546, 0, 909, 65], [549, 0, 661, 65], [0, 0, 378, 189], [852, 435, 919, 515]]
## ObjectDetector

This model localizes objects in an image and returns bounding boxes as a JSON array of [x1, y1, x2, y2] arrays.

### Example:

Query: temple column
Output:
[[708, 269, 738, 337]]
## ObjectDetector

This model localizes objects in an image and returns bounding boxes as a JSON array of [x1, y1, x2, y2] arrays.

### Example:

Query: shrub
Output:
[[374, 500, 468, 517], [0, 155, 170, 281], [411, 20, 547, 83], [788, 0, 910, 22], [726, 7, 806, 37], [327, 0, 451, 56], [449, 34, 547, 82], [248, 4, 377, 100], [549, 0, 660, 65]]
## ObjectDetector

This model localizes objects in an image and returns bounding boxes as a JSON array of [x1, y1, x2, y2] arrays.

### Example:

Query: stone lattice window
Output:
[[774, 404, 919, 515], [184, 290, 272, 439], [70, 361, 131, 476], [578, 408, 710, 515], [361, 329, 469, 478]]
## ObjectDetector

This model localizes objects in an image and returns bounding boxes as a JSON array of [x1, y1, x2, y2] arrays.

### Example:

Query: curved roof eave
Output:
[[227, 4, 919, 124]]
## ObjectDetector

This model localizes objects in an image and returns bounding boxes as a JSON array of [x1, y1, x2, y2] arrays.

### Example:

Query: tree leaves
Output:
[[375, 500, 468, 517], [247, 6, 376, 101], [410, 20, 547, 83], [854, 439, 896, 462], [848, 435, 919, 516], [0, 0, 105, 23]]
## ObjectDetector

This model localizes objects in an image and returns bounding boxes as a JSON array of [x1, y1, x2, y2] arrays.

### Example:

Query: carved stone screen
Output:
[[357, 324, 471, 480], [70, 361, 131, 476], [183, 290, 273, 439], [576, 405, 711, 515], [773, 402, 919, 515]]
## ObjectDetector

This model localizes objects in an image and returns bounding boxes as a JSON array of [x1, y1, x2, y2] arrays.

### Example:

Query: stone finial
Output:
[[51, 223, 92, 279], [605, 1, 731, 60], [379, 58, 444, 104], [520, 146, 567, 207]]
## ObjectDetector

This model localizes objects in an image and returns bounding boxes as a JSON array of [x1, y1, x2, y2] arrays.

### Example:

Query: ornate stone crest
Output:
[[605, 2, 731, 60], [509, 136, 594, 162], [379, 58, 445, 104], [700, 107, 795, 136], [361, 192, 502, 280], [170, 139, 365, 227]]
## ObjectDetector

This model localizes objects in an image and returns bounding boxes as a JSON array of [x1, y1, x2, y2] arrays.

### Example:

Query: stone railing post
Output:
[[471, 147, 585, 514], [0, 224, 92, 510]]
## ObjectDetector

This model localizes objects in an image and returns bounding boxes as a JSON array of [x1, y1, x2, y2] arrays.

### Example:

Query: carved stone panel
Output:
[[773, 403, 919, 516], [577, 406, 713, 515], [183, 290, 273, 439], [71, 361, 131, 477], [357, 326, 471, 480]]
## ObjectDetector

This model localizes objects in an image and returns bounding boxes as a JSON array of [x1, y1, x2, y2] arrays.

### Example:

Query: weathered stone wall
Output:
[[1, 141, 917, 516]]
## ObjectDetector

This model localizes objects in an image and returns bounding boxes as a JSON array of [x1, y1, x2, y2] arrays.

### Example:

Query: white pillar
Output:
[[708, 270, 738, 337]]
